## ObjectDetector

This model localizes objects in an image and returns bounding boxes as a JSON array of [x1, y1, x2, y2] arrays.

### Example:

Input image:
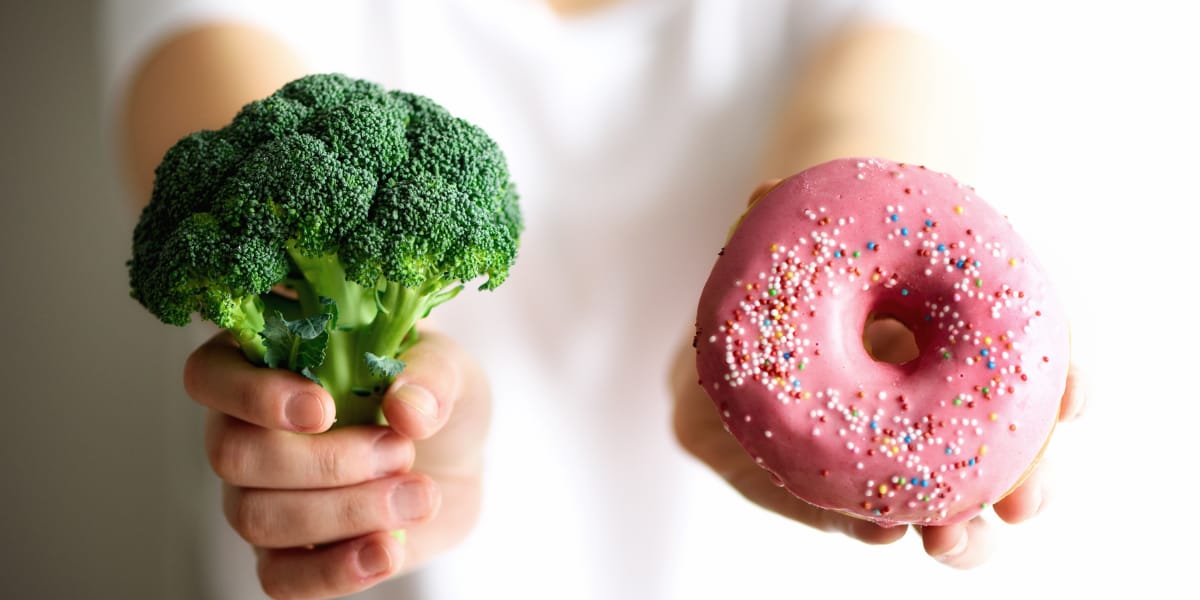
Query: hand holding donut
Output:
[[673, 158, 1086, 567]]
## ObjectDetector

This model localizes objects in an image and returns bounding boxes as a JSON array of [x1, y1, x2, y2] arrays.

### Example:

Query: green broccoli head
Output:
[[129, 73, 522, 425]]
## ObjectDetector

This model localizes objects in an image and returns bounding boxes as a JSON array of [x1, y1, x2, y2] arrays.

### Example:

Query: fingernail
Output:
[[391, 479, 434, 522], [357, 542, 392, 577], [937, 530, 969, 563], [394, 383, 438, 420], [374, 433, 410, 477], [285, 392, 326, 431]]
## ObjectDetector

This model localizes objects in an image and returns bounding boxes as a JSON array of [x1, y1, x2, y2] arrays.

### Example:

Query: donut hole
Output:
[[862, 315, 920, 365]]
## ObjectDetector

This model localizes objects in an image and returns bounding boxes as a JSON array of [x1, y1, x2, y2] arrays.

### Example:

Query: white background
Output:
[[2, 1, 1197, 598]]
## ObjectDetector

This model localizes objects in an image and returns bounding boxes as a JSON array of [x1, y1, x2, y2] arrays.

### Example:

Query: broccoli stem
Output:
[[287, 248, 378, 328], [323, 328, 383, 426], [228, 295, 268, 363], [267, 251, 470, 427]]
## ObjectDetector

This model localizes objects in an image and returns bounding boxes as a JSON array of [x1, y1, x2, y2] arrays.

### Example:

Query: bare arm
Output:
[[760, 23, 981, 182], [119, 23, 306, 205]]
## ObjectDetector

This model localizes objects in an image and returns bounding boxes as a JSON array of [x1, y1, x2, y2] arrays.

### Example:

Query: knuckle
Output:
[[366, 485, 396, 530], [206, 426, 253, 485], [227, 491, 272, 547], [311, 441, 347, 485], [239, 381, 275, 425], [181, 350, 207, 401]]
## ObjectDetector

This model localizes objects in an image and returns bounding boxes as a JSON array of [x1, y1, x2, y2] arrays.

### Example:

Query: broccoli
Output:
[[129, 73, 522, 426]]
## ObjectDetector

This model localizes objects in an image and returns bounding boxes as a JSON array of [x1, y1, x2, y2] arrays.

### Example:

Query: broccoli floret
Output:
[[129, 73, 522, 426]]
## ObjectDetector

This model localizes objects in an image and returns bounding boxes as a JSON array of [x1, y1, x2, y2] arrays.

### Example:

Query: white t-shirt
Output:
[[102, 2, 955, 598]]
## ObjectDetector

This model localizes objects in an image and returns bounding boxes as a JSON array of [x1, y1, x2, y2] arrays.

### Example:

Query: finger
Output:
[[670, 342, 904, 545], [919, 517, 995, 568], [725, 462, 908, 545], [224, 474, 440, 549], [381, 331, 491, 473], [255, 531, 403, 600], [379, 330, 463, 440], [401, 472, 484, 573], [184, 332, 335, 433], [1059, 363, 1088, 422], [993, 459, 1051, 524], [747, 178, 783, 207], [205, 413, 414, 489]]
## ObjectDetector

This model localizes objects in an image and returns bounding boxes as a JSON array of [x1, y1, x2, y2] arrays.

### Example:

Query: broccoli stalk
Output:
[[129, 74, 521, 427]]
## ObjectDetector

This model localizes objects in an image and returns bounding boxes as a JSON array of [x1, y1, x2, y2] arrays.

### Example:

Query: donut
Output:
[[694, 158, 1069, 527]]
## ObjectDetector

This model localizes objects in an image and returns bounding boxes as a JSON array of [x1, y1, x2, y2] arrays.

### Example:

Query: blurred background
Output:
[[2, 1, 1198, 598]]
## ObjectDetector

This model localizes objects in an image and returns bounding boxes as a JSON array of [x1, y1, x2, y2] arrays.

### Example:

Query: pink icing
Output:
[[694, 158, 1069, 527]]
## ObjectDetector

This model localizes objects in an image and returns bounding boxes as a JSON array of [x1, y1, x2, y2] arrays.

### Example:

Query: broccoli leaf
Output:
[[261, 311, 332, 381], [364, 352, 406, 378]]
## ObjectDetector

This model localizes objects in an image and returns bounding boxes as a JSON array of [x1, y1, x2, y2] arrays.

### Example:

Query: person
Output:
[[105, 1, 1084, 598]]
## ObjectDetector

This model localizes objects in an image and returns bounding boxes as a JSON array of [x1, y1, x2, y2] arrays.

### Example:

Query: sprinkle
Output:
[[937, 244, 946, 252], [974, 279, 983, 288], [867, 242, 878, 251], [890, 214, 900, 222], [901, 289, 909, 296], [901, 227, 909, 236], [853, 250, 861, 258], [955, 206, 964, 214]]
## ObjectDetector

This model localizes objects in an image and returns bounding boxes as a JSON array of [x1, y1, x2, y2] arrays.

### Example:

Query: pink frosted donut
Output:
[[694, 158, 1069, 527]]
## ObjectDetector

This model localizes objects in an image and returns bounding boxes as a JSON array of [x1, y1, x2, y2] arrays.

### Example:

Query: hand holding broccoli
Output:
[[129, 73, 520, 597], [187, 328, 490, 597]]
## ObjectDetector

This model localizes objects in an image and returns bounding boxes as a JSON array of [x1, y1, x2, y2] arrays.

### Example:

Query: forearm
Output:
[[119, 22, 306, 206], [760, 23, 981, 183]]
